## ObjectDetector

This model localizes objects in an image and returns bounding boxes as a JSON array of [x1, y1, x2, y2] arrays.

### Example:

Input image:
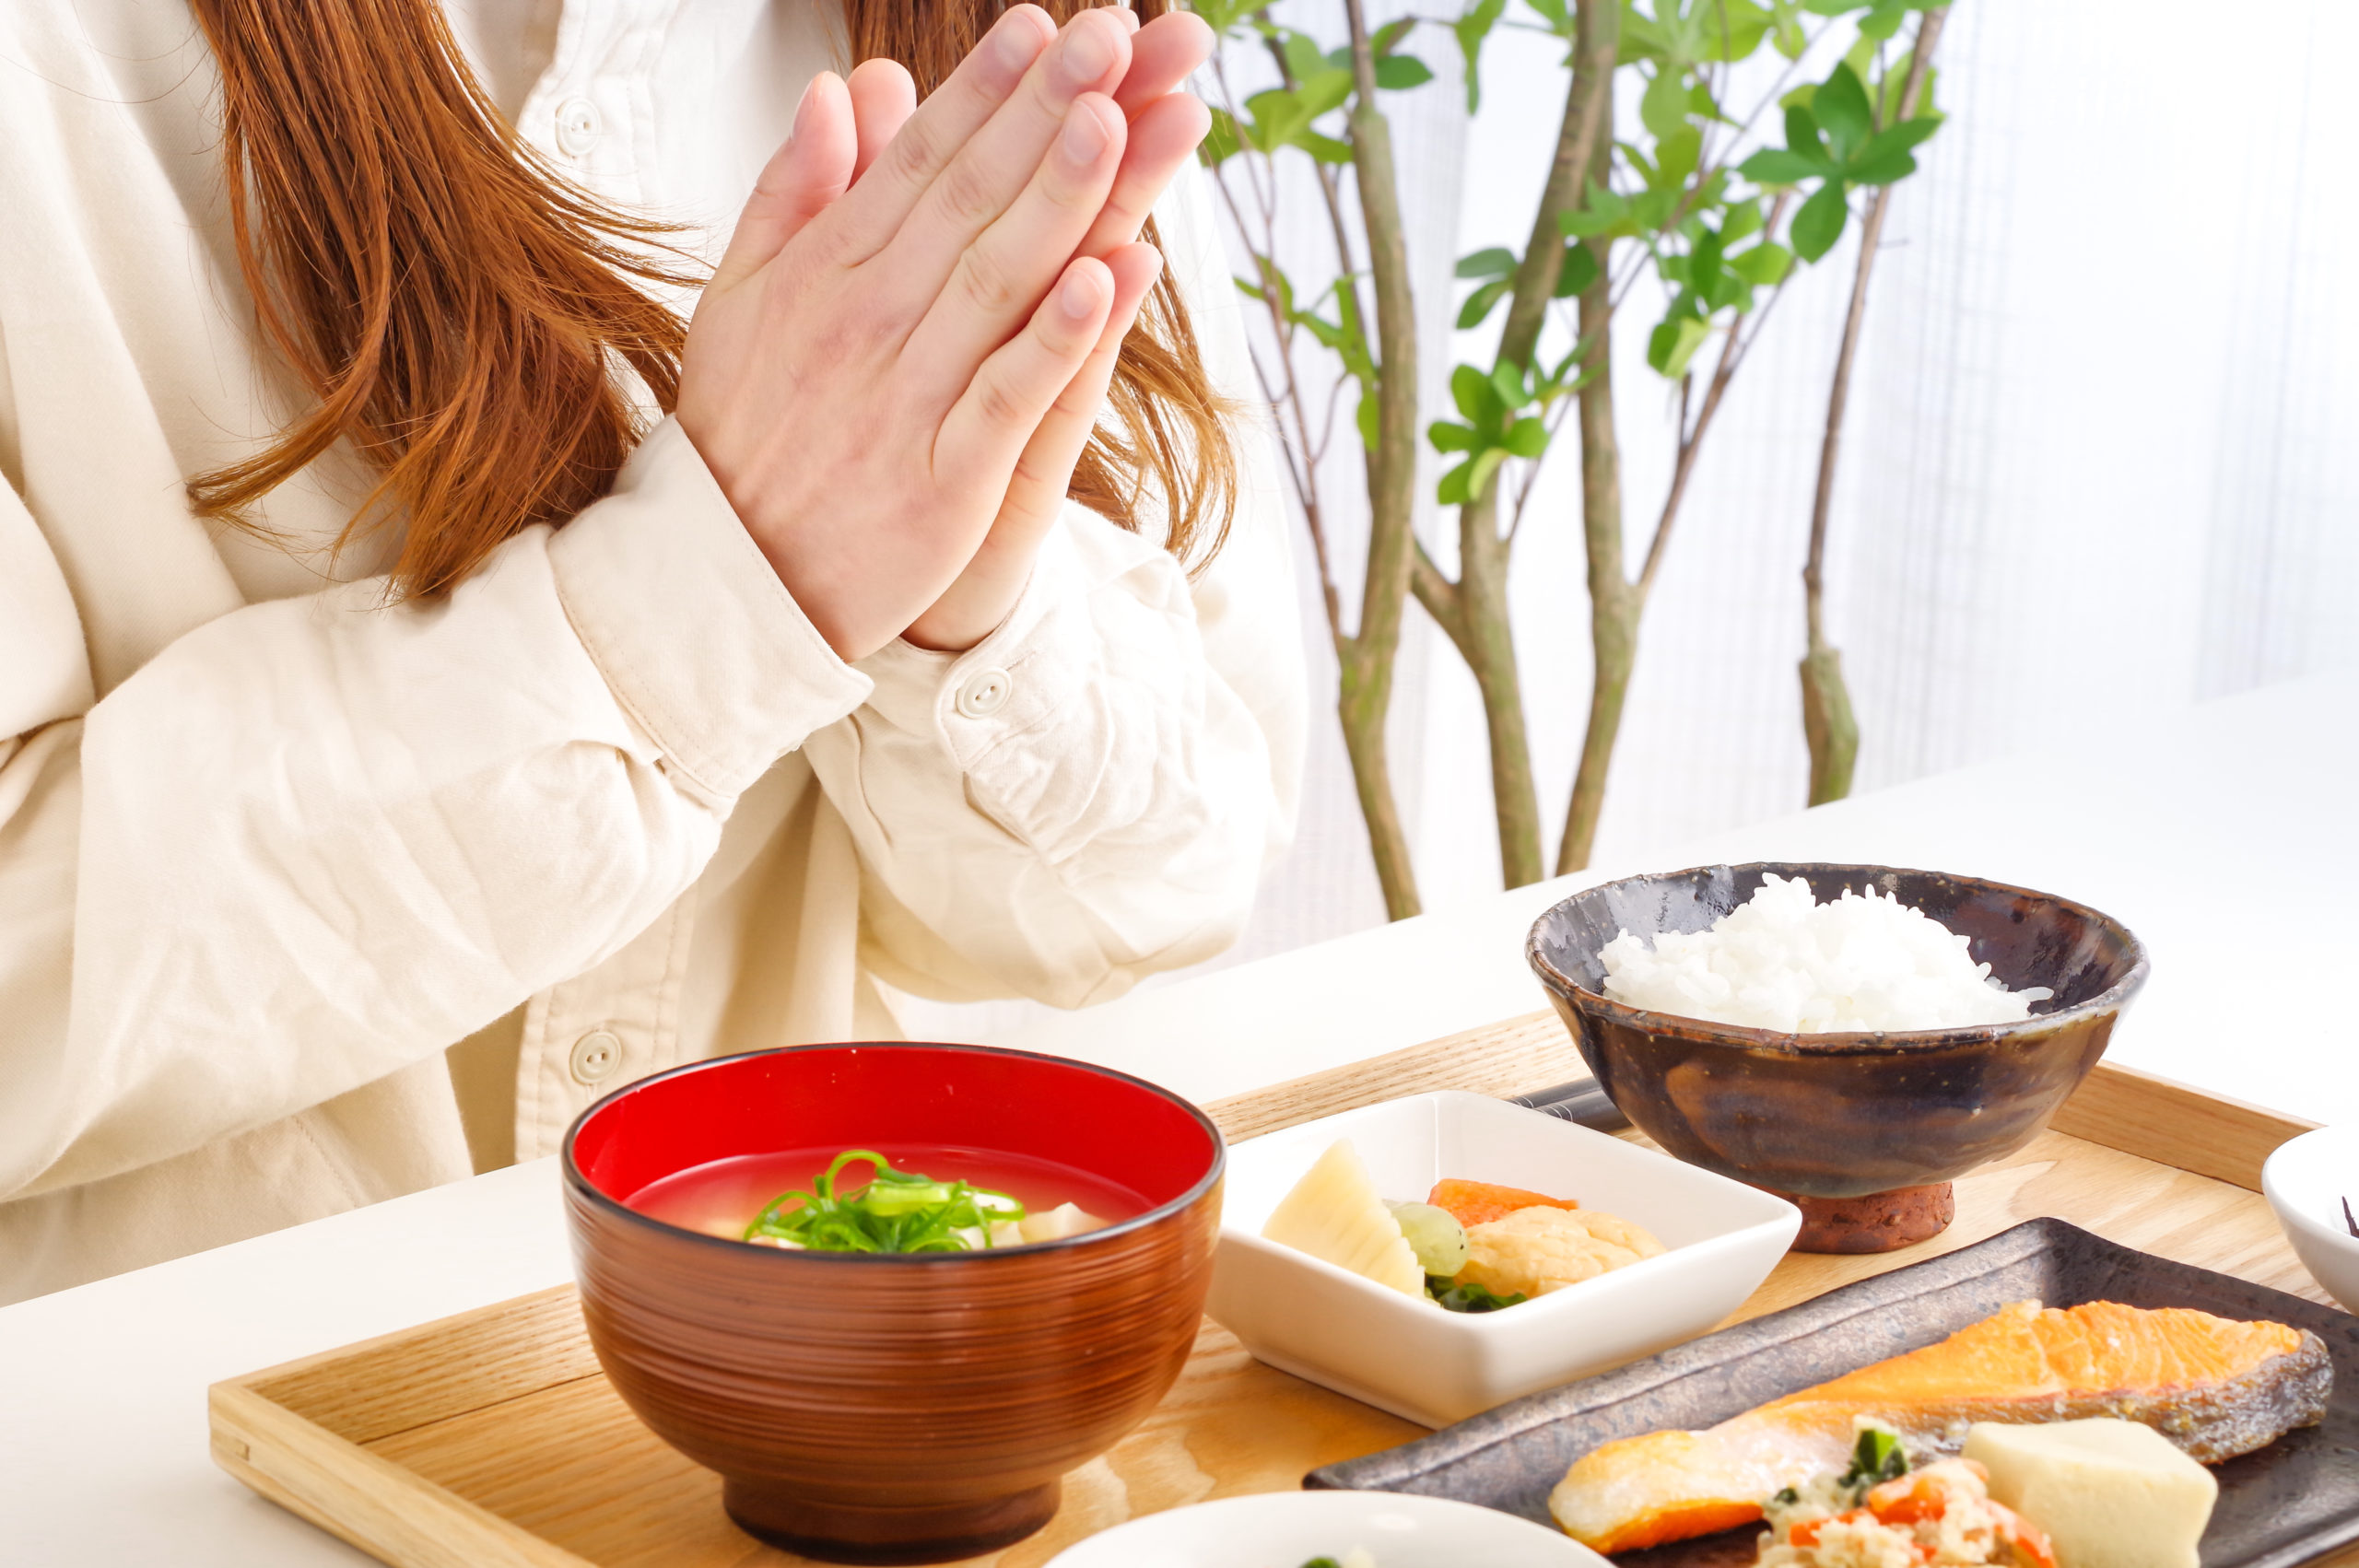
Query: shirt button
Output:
[[955, 668, 1013, 719], [554, 97, 604, 158], [569, 1029, 622, 1086]]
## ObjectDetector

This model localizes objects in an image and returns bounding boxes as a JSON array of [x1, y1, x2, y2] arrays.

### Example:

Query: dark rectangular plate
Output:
[[1309, 1219, 2359, 1568]]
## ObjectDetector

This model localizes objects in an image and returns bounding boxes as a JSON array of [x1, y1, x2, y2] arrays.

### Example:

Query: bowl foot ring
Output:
[[1778, 1181, 1955, 1254], [722, 1476, 1060, 1565]]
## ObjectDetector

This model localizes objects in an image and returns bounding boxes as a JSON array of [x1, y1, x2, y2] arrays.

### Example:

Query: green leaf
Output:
[[1279, 30, 1326, 85], [1783, 102, 1826, 161], [1845, 146, 1918, 186], [1648, 313, 1713, 378], [1456, 276, 1511, 329], [1503, 415, 1551, 458], [1375, 53, 1436, 90], [1450, 363, 1496, 423], [1429, 1277, 1527, 1313], [1453, 0, 1507, 111], [1849, 103, 1943, 181], [1199, 106, 1242, 167], [1372, 16, 1417, 55], [1813, 64, 1872, 160], [1721, 197, 1764, 243], [1883, 58, 1941, 122], [1466, 446, 1508, 500], [1554, 241, 1601, 298], [1791, 179, 1848, 262], [1704, 0, 1775, 62], [1356, 386, 1380, 450], [1628, 183, 1683, 235], [1730, 240, 1793, 285], [1437, 459, 1473, 506], [1560, 181, 1630, 238], [1739, 147, 1829, 184], [1651, 124, 1703, 192], [1184, 0, 1260, 38], [1856, 114, 1942, 164], [1428, 419, 1479, 453], [1490, 358, 1530, 414], [1297, 68, 1356, 123], [1298, 131, 1356, 165], [1456, 245, 1520, 279], [1858, 0, 1908, 41], [1640, 64, 1692, 140]]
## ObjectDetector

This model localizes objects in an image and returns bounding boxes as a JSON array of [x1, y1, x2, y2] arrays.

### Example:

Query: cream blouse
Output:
[[0, 0, 1303, 1302]]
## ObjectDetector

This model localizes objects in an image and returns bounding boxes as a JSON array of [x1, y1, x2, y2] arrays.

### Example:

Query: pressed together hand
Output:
[[675, 5, 1215, 661]]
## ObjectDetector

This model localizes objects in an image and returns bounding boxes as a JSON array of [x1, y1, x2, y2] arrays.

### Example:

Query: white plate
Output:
[[2260, 1125, 2359, 1313], [1206, 1091, 1801, 1428], [1043, 1490, 1606, 1568]]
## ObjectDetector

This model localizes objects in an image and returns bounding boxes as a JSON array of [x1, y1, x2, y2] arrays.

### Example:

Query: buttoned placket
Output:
[[514, 0, 686, 208], [510, 0, 698, 1160]]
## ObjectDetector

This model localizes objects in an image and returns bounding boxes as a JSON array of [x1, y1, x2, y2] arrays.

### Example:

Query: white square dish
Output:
[[1204, 1090, 1802, 1428]]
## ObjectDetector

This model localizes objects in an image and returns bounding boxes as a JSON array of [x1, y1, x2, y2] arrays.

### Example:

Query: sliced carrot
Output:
[[1995, 1505, 2058, 1568], [1426, 1177, 1579, 1228], [1866, 1472, 1948, 1525]]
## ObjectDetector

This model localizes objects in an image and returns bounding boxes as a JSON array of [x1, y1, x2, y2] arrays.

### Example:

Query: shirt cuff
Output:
[[546, 417, 872, 802], [856, 518, 1092, 769]]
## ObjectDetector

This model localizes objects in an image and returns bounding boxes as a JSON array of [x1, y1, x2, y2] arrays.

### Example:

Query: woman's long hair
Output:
[[187, 0, 1235, 601]]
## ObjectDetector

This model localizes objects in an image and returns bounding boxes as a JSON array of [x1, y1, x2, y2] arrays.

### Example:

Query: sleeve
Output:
[[797, 161, 1309, 1011], [0, 419, 873, 1201]]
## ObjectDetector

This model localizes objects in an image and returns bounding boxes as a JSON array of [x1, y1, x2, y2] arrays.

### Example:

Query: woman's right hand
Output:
[[675, 5, 1195, 663]]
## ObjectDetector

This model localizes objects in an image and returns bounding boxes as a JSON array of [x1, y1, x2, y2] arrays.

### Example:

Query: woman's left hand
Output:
[[864, 10, 1215, 652]]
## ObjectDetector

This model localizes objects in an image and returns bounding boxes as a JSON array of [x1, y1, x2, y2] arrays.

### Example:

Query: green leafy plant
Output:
[[1195, 0, 1953, 903]]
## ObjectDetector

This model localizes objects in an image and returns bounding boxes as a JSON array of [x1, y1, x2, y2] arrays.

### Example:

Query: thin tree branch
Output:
[[1802, 6, 1947, 649], [1633, 190, 1796, 600], [1410, 539, 1471, 660]]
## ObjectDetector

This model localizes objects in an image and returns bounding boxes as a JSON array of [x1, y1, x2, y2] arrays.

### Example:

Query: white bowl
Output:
[[1205, 1091, 1801, 1428], [1044, 1489, 1605, 1567], [2260, 1125, 2359, 1314]]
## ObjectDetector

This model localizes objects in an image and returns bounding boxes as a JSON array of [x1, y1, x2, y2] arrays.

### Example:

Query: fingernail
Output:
[[1057, 15, 1120, 86], [992, 15, 1043, 74], [1061, 268, 1102, 320], [1061, 100, 1109, 164], [792, 75, 820, 137]]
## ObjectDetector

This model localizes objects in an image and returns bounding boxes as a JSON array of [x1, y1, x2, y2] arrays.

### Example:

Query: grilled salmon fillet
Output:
[[1549, 1299, 2331, 1554]]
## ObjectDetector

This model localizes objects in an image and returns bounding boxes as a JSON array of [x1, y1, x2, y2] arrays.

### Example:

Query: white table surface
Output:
[[5, 672, 2352, 1567]]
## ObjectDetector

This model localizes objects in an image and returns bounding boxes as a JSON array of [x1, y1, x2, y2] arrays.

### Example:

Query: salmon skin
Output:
[[1549, 1299, 2332, 1555]]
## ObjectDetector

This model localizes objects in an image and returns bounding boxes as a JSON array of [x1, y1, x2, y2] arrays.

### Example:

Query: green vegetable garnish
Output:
[[1836, 1422, 1909, 1496], [1427, 1275, 1528, 1313], [1300, 1560, 1344, 1568], [742, 1150, 1026, 1254]]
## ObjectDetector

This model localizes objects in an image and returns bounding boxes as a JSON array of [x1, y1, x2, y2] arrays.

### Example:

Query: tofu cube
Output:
[[1962, 1419, 2218, 1568]]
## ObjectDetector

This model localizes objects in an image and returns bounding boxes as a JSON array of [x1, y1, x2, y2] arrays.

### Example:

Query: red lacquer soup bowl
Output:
[[561, 1043, 1225, 1565]]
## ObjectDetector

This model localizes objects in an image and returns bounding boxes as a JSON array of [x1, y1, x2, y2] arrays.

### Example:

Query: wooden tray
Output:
[[209, 1013, 2357, 1568]]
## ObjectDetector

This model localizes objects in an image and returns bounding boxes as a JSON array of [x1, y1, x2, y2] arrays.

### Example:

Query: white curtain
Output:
[[897, 0, 2359, 1044]]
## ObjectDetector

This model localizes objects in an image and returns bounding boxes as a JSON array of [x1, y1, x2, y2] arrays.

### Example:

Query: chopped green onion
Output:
[[741, 1149, 1027, 1254], [1836, 1422, 1909, 1496]]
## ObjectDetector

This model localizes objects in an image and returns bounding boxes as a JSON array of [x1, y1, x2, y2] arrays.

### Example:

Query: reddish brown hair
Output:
[[189, 0, 1235, 602]]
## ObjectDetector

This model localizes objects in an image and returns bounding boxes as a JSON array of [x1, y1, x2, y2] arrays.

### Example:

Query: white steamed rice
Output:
[[1597, 872, 2053, 1033]]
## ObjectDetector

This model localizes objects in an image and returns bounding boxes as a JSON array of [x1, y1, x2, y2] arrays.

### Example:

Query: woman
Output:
[[0, 0, 1302, 1301]]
